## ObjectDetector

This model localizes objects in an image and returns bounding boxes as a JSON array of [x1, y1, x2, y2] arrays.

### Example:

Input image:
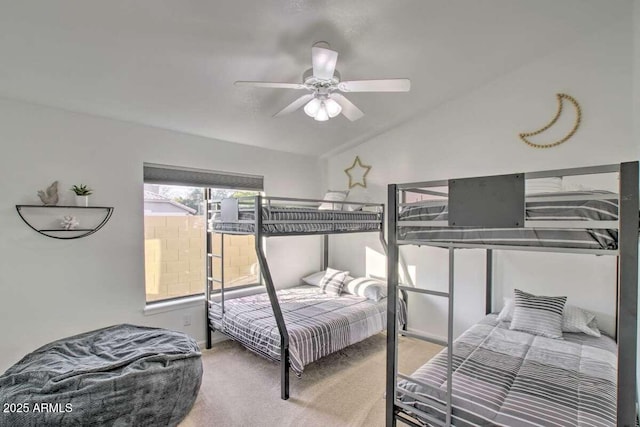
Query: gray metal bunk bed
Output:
[[204, 195, 399, 400], [386, 162, 639, 427]]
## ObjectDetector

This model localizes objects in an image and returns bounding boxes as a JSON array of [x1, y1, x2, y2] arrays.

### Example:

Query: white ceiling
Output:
[[0, 1, 630, 156]]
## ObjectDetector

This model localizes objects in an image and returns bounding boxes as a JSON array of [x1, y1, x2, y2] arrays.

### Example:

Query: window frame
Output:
[[143, 163, 264, 306]]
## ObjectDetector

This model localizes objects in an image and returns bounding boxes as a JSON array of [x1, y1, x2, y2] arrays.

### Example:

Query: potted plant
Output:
[[71, 184, 93, 207]]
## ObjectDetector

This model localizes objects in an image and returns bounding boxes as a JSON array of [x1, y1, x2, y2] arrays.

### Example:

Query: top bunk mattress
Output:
[[398, 314, 617, 427], [208, 285, 405, 374], [212, 206, 382, 234], [398, 191, 619, 250]]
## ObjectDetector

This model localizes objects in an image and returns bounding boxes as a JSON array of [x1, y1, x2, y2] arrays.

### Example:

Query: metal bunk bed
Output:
[[204, 194, 401, 400], [386, 162, 639, 427]]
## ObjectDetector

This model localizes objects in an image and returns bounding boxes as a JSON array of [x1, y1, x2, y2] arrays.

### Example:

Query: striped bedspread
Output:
[[212, 206, 382, 234], [398, 315, 617, 426], [398, 191, 619, 249], [209, 286, 406, 374]]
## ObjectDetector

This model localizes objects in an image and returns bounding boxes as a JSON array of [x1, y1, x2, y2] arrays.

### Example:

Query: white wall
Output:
[[0, 97, 322, 371], [325, 17, 635, 340]]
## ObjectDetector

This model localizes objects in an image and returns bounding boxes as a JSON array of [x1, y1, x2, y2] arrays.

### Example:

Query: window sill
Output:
[[143, 286, 266, 316], [209, 285, 265, 302], [144, 295, 205, 316]]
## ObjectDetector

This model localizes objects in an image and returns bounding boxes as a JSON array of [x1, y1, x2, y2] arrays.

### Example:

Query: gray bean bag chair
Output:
[[0, 324, 202, 427]]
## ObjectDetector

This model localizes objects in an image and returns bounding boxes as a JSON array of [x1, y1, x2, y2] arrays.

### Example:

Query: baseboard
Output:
[[404, 327, 447, 346], [197, 332, 229, 350]]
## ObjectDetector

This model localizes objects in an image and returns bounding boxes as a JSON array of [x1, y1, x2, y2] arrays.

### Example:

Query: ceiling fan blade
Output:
[[311, 46, 338, 80], [274, 94, 315, 117], [234, 81, 307, 90], [337, 79, 411, 92], [331, 94, 364, 121]]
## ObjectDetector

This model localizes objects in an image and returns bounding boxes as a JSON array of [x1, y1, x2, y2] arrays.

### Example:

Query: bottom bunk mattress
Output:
[[209, 285, 406, 375], [398, 314, 617, 427]]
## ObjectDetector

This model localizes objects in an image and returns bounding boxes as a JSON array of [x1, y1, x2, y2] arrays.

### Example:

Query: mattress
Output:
[[398, 191, 619, 249], [397, 314, 617, 427], [209, 285, 406, 374], [211, 206, 382, 234]]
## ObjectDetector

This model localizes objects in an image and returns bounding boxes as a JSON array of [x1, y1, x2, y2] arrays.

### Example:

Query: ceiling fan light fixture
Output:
[[236, 43, 410, 122], [325, 98, 342, 118], [314, 104, 329, 121], [304, 98, 322, 117]]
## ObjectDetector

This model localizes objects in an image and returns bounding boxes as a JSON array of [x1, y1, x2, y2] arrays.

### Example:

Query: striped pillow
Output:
[[510, 289, 567, 338], [343, 277, 387, 301], [319, 268, 349, 296]]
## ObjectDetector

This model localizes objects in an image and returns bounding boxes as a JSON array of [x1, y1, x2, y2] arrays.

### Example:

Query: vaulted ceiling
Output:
[[0, 1, 630, 156]]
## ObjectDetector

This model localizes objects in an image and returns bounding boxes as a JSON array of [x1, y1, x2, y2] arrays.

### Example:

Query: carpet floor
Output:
[[180, 333, 441, 427]]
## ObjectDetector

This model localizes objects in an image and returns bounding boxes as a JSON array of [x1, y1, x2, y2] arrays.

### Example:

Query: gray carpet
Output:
[[180, 333, 441, 427]]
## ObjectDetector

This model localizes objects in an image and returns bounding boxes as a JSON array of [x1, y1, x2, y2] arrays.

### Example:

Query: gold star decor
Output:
[[344, 156, 372, 189]]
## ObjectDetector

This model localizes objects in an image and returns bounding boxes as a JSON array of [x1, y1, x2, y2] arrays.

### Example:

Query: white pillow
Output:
[[343, 202, 363, 212], [342, 193, 364, 212], [318, 190, 348, 210], [525, 177, 562, 194], [301, 270, 326, 287], [496, 297, 516, 321], [497, 297, 601, 337], [562, 305, 601, 337], [343, 277, 387, 301]]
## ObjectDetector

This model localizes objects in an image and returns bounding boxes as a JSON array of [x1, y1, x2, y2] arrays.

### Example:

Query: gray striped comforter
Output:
[[209, 286, 405, 374], [212, 206, 382, 234], [399, 191, 618, 249], [398, 315, 617, 426]]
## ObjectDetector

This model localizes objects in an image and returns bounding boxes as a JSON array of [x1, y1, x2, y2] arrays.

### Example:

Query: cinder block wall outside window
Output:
[[145, 216, 258, 302]]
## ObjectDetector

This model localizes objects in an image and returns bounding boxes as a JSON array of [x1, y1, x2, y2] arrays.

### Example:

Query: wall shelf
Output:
[[16, 205, 114, 240]]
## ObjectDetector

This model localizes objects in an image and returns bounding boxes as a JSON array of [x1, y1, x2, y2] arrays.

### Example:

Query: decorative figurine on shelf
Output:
[[71, 184, 93, 207], [37, 181, 59, 206], [60, 216, 80, 230]]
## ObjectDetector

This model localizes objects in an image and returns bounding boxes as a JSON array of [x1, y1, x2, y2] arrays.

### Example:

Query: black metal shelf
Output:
[[17, 205, 113, 209], [16, 205, 114, 240], [38, 229, 95, 232]]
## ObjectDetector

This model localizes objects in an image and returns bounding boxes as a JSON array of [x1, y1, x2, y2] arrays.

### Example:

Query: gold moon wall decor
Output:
[[344, 156, 372, 189], [519, 93, 582, 149]]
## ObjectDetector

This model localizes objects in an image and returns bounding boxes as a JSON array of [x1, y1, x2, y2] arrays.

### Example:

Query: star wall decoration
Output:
[[344, 156, 372, 189]]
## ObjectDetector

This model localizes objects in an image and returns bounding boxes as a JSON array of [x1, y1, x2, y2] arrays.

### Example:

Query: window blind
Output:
[[143, 164, 263, 190]]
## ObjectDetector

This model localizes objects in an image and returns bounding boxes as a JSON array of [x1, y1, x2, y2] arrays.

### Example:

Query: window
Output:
[[143, 164, 263, 304]]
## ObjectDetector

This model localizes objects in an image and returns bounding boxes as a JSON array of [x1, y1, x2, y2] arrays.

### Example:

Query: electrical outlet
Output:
[[183, 314, 192, 326]]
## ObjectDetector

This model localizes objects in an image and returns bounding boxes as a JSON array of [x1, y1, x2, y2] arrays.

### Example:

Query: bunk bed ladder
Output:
[[205, 189, 226, 349], [208, 231, 225, 314], [387, 184, 455, 427]]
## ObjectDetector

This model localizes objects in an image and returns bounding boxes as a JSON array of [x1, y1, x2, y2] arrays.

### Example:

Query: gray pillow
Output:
[[498, 297, 600, 337], [318, 268, 350, 296], [343, 277, 387, 301], [302, 270, 353, 287], [510, 289, 567, 339]]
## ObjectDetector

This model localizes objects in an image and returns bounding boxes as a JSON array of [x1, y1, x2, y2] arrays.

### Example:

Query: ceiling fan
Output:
[[235, 42, 411, 122]]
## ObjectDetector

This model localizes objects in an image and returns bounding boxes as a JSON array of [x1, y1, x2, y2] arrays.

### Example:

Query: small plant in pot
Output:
[[71, 184, 93, 207]]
